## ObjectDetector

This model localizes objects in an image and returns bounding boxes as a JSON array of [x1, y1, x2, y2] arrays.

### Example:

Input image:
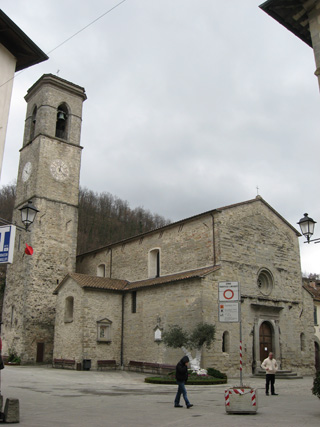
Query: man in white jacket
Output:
[[261, 352, 278, 396]]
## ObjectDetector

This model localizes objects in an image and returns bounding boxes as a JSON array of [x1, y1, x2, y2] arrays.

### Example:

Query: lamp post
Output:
[[18, 200, 39, 231], [297, 213, 320, 244]]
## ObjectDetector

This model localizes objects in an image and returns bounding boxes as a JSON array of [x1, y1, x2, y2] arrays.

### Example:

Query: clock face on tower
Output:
[[22, 162, 32, 182], [50, 159, 70, 182]]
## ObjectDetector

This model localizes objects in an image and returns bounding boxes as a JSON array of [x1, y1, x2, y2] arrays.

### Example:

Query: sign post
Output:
[[218, 281, 242, 386]]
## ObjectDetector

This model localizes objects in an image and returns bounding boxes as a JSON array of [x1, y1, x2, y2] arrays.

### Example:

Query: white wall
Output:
[[0, 44, 16, 180]]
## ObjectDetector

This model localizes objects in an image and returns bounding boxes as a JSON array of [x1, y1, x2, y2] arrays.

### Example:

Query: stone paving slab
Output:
[[0, 366, 319, 426]]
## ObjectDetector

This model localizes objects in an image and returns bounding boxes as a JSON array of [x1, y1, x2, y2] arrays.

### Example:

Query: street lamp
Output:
[[297, 213, 320, 244], [19, 200, 39, 231]]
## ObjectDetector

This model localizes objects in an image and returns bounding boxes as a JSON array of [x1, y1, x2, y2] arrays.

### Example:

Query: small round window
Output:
[[257, 269, 273, 296]]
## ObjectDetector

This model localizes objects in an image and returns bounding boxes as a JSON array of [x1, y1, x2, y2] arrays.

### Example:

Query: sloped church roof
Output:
[[53, 265, 220, 295]]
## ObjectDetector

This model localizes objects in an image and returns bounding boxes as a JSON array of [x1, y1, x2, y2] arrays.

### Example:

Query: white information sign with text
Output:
[[218, 281, 239, 302], [219, 301, 240, 323]]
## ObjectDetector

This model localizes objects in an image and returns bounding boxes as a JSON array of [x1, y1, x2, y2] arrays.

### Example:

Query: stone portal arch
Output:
[[252, 312, 281, 374]]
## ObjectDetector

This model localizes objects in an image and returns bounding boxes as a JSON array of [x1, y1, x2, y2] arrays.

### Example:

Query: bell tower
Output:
[[2, 74, 86, 363]]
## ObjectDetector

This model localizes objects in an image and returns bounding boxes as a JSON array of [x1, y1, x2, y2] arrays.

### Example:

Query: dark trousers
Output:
[[266, 374, 275, 394], [174, 381, 190, 406]]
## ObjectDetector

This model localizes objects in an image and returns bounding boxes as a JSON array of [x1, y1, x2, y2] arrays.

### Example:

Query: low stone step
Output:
[[252, 370, 303, 379]]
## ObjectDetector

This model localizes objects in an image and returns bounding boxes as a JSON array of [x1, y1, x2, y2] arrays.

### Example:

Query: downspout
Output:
[[120, 292, 125, 368], [211, 213, 216, 266], [109, 248, 112, 278]]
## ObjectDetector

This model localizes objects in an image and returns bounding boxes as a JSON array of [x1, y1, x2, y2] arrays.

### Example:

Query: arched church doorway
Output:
[[259, 321, 272, 361], [315, 342, 320, 371]]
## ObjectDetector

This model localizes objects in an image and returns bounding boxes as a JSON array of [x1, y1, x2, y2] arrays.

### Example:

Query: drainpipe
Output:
[[109, 248, 113, 278], [120, 293, 125, 368], [211, 213, 216, 266]]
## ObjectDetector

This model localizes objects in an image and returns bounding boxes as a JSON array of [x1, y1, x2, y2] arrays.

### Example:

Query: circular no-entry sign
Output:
[[223, 289, 234, 300]]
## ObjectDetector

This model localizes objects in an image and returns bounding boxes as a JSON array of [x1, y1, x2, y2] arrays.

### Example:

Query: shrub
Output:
[[162, 325, 188, 348], [7, 348, 21, 364], [312, 370, 320, 399], [207, 367, 227, 379]]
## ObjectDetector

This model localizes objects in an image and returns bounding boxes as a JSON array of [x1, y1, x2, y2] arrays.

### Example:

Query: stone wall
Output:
[[77, 214, 215, 281], [55, 197, 316, 376], [54, 276, 122, 367], [1, 74, 85, 364]]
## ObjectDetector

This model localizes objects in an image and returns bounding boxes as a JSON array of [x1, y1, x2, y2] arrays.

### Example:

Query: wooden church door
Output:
[[259, 321, 272, 361]]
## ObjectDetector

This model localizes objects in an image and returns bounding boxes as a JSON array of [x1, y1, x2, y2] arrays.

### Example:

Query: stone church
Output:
[[1, 74, 315, 376]]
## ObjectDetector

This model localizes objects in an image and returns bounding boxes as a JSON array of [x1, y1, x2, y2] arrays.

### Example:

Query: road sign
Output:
[[0, 225, 16, 264], [219, 301, 240, 323], [219, 282, 239, 302]]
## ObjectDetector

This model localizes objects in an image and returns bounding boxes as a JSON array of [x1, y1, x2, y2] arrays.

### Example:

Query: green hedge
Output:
[[145, 376, 227, 385], [312, 370, 320, 399], [144, 368, 227, 385], [207, 367, 227, 379]]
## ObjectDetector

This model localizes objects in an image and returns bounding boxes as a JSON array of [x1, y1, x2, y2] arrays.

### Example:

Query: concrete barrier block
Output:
[[4, 398, 20, 423]]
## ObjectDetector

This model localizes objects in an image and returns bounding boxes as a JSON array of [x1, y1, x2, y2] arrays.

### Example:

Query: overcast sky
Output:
[[1, 0, 320, 274]]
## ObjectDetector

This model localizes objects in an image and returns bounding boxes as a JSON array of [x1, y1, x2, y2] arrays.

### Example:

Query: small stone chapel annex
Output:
[[1, 74, 315, 377]]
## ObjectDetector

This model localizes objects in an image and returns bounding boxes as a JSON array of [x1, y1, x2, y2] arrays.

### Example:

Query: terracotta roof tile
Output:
[[53, 266, 220, 294], [124, 265, 220, 291], [303, 283, 320, 302], [53, 273, 128, 294]]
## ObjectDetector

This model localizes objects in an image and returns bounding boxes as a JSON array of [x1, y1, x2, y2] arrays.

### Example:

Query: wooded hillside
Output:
[[0, 183, 170, 254]]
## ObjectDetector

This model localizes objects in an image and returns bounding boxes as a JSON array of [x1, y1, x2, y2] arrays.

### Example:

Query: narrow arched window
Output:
[[10, 305, 15, 327], [132, 291, 137, 313], [148, 248, 160, 278], [300, 332, 306, 351], [64, 296, 74, 323], [222, 331, 230, 353], [30, 106, 37, 140], [55, 103, 69, 140], [97, 264, 106, 277]]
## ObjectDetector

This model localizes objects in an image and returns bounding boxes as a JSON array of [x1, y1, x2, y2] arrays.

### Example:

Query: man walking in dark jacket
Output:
[[174, 355, 193, 408]]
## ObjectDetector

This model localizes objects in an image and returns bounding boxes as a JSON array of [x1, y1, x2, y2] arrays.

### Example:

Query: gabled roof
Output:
[[303, 282, 320, 302], [259, 0, 312, 47], [53, 265, 220, 295], [53, 273, 128, 294], [77, 196, 300, 258], [0, 10, 48, 71]]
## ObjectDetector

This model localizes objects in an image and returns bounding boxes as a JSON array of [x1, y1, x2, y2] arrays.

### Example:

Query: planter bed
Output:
[[145, 376, 227, 385]]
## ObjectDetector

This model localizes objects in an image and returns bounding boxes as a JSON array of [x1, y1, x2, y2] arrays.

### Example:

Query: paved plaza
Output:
[[0, 365, 319, 426]]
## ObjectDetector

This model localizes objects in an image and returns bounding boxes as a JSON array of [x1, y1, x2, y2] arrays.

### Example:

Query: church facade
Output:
[[53, 196, 315, 376], [1, 74, 315, 376]]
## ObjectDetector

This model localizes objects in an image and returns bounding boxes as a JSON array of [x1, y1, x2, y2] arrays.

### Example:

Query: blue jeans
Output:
[[174, 381, 190, 406]]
